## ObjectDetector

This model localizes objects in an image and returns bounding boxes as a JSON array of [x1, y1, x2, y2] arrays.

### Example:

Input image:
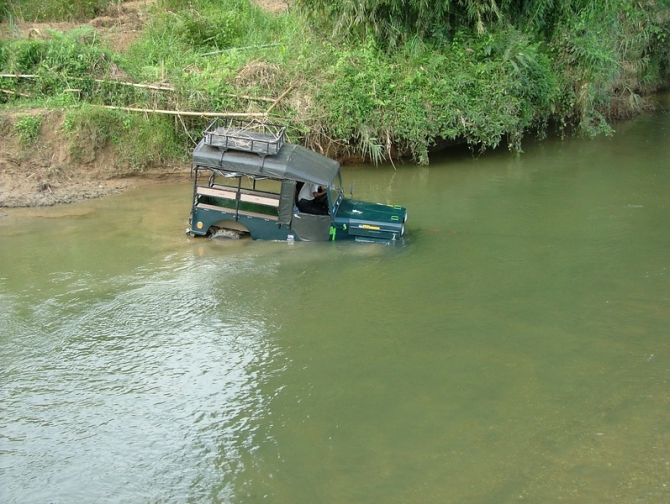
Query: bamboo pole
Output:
[[1, 73, 285, 118], [201, 43, 281, 56], [1, 89, 30, 97], [0, 75, 286, 103], [265, 84, 294, 115], [226, 93, 275, 103], [0, 74, 174, 91], [93, 80, 174, 91], [98, 105, 268, 118]]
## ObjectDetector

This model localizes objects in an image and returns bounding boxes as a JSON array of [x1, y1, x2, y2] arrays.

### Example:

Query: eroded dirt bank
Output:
[[0, 109, 191, 208]]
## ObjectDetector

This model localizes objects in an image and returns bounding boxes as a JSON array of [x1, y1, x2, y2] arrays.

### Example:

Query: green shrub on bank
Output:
[[15, 114, 41, 143], [62, 105, 185, 169], [125, 0, 286, 65], [311, 29, 561, 163], [0, 26, 115, 100], [113, 112, 186, 169], [300, 0, 670, 144]]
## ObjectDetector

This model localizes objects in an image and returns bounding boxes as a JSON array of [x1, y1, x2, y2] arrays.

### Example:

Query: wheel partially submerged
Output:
[[209, 227, 249, 240]]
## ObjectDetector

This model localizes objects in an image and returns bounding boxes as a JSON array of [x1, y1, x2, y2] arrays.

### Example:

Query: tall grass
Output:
[[4, 0, 117, 21]]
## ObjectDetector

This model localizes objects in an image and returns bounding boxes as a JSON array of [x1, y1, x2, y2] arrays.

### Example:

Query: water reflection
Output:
[[1, 108, 670, 503], [1, 254, 283, 502]]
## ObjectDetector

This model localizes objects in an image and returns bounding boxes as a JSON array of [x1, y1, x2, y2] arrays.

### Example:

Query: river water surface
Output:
[[1, 107, 669, 503]]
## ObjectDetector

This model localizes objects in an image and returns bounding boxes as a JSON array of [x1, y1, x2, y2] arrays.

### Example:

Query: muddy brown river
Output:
[[1, 103, 669, 503]]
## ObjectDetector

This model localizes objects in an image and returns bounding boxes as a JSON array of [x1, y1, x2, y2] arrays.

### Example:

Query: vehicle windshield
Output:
[[328, 171, 344, 214]]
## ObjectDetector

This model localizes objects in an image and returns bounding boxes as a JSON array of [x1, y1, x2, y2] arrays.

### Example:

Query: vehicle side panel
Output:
[[191, 205, 290, 240]]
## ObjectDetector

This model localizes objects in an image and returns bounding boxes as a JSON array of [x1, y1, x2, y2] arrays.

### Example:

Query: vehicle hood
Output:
[[335, 198, 407, 226]]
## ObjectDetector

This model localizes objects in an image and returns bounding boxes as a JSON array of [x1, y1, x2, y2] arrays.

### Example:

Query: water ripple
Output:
[[1, 255, 281, 503]]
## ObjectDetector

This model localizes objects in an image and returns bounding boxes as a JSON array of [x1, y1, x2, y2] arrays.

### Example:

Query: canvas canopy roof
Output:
[[192, 139, 340, 186]]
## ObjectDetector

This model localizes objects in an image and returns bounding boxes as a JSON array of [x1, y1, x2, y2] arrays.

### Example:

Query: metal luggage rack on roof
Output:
[[203, 118, 286, 157]]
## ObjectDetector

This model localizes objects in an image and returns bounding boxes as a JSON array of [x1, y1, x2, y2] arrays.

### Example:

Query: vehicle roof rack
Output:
[[203, 118, 286, 157]]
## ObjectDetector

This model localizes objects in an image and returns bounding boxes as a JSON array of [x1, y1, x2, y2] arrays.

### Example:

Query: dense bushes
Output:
[[311, 31, 562, 163], [297, 0, 670, 141], [1, 0, 669, 165]]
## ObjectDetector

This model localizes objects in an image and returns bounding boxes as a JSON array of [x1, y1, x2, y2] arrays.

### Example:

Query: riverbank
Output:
[[0, 0, 286, 207], [0, 160, 189, 208], [0, 108, 191, 208]]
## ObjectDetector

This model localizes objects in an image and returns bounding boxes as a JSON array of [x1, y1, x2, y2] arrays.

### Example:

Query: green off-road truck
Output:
[[187, 119, 407, 243]]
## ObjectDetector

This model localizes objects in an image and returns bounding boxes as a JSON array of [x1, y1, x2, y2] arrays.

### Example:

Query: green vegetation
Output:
[[1, 0, 669, 166], [15, 114, 41, 143], [3, 0, 115, 22], [61, 105, 186, 168]]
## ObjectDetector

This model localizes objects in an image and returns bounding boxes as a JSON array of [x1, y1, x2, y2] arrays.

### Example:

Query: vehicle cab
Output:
[[187, 119, 407, 243]]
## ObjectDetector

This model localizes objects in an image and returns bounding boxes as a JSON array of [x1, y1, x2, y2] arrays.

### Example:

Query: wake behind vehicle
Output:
[[187, 119, 407, 243]]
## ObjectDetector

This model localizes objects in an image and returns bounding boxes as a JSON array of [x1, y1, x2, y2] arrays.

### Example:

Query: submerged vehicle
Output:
[[187, 119, 407, 243]]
